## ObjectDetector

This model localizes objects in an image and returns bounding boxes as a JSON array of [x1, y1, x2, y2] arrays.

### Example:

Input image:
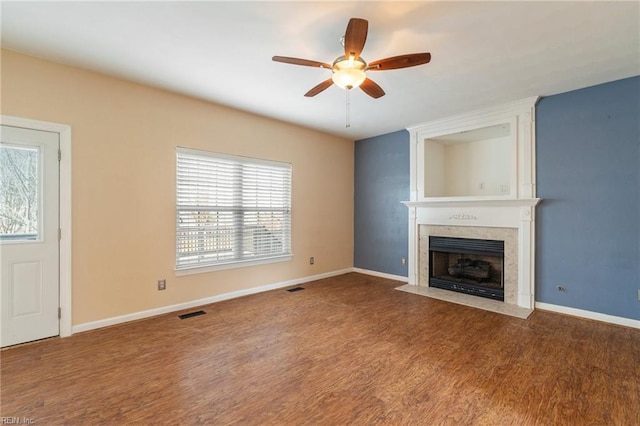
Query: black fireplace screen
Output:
[[429, 236, 504, 301]]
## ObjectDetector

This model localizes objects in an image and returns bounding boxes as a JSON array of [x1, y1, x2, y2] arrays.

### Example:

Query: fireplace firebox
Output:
[[429, 236, 504, 301]]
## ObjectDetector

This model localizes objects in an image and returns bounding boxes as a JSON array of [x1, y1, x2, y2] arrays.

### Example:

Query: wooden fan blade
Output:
[[367, 53, 431, 71], [272, 56, 332, 69], [360, 78, 385, 99], [344, 18, 368, 59], [305, 78, 334, 97]]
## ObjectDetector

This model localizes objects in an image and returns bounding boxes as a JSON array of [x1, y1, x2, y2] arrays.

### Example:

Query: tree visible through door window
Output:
[[176, 148, 292, 271], [0, 144, 39, 241]]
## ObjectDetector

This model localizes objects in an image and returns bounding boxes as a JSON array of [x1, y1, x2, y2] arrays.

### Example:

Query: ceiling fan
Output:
[[272, 17, 431, 99]]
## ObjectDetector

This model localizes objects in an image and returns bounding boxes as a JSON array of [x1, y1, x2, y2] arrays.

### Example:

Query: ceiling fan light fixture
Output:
[[272, 18, 430, 99], [331, 56, 367, 89]]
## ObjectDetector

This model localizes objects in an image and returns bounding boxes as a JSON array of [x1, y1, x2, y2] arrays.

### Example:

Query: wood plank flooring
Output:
[[1, 273, 639, 425]]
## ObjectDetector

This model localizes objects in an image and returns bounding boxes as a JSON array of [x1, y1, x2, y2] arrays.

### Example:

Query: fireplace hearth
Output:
[[429, 236, 504, 301]]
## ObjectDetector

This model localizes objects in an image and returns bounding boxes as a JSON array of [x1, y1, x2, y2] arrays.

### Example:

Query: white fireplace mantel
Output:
[[403, 198, 541, 230], [403, 198, 541, 310], [403, 198, 541, 209], [404, 98, 541, 311]]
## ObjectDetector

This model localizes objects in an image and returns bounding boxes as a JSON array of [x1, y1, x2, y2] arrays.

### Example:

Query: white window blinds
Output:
[[176, 148, 292, 270]]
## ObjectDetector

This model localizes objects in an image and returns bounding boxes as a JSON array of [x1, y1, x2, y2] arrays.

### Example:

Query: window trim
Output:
[[175, 254, 293, 276], [175, 147, 292, 274]]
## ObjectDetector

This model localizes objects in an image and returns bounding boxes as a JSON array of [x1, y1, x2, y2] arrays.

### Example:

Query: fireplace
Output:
[[429, 236, 504, 301], [401, 97, 540, 313]]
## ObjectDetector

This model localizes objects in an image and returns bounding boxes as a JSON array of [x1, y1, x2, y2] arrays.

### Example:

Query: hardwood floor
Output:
[[1, 273, 639, 425]]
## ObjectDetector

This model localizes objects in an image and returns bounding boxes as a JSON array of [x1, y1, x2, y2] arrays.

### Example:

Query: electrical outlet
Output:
[[158, 279, 166, 291], [401, 258, 406, 265], [479, 182, 485, 190], [309, 257, 315, 265], [637, 289, 640, 301]]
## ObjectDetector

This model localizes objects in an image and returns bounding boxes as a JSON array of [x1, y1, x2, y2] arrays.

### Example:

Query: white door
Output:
[[1, 125, 59, 347]]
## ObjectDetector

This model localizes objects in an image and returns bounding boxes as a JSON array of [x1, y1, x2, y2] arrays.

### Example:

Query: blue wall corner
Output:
[[354, 130, 409, 277], [536, 76, 640, 320]]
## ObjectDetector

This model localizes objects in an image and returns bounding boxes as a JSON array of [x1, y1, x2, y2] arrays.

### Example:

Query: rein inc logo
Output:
[[1, 418, 35, 425]]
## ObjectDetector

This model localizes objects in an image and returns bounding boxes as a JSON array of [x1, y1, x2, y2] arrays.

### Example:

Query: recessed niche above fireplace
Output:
[[423, 122, 514, 198], [410, 97, 539, 202]]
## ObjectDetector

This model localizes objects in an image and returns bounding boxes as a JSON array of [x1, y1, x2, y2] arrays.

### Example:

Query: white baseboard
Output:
[[352, 267, 408, 283], [535, 302, 640, 329], [68, 272, 639, 333], [72, 268, 353, 334]]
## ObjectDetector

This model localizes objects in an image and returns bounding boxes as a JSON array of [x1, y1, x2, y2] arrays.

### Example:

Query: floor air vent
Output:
[[287, 287, 305, 292], [178, 310, 206, 320]]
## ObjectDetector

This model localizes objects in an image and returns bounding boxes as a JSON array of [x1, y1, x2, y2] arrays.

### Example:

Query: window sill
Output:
[[174, 254, 293, 276]]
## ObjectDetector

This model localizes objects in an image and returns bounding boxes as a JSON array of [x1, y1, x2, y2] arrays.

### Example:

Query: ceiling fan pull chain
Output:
[[346, 89, 351, 128]]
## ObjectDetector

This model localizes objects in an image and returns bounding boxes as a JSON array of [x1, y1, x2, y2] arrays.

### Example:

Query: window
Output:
[[176, 148, 292, 272], [0, 144, 40, 241]]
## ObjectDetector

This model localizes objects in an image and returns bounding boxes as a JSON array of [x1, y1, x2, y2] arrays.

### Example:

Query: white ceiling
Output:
[[1, 1, 639, 140]]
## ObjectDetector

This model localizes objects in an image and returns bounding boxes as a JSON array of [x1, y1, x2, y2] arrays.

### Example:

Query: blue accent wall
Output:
[[536, 76, 640, 320], [353, 77, 639, 321], [354, 130, 409, 277]]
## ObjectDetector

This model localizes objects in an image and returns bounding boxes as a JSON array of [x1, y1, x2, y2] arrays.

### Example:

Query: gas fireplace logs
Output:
[[448, 259, 491, 280]]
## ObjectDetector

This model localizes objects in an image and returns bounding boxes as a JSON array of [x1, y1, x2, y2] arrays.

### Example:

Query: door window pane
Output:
[[0, 145, 40, 241]]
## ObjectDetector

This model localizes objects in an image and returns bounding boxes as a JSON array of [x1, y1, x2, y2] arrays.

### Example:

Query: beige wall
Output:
[[1, 50, 354, 326], [444, 136, 511, 196]]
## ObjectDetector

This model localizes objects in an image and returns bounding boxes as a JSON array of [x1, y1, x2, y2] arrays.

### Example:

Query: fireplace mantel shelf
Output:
[[402, 198, 541, 209]]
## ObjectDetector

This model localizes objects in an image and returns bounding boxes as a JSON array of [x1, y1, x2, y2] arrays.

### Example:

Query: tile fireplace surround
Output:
[[400, 98, 541, 317]]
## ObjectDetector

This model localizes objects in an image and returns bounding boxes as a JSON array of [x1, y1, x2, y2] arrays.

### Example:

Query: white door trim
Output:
[[1, 115, 72, 338]]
